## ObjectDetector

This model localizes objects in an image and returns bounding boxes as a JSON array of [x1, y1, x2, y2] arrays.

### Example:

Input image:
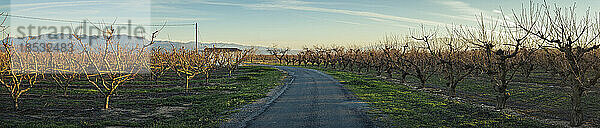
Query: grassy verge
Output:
[[394, 70, 599, 126], [0, 66, 284, 127], [300, 66, 556, 128]]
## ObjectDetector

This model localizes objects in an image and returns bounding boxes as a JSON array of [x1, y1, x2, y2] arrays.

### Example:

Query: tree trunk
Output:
[[447, 82, 457, 97], [205, 73, 210, 83], [400, 72, 408, 83], [14, 97, 19, 110], [419, 78, 426, 88], [569, 85, 583, 127], [495, 63, 509, 110], [377, 65, 384, 76], [358, 66, 363, 74], [416, 73, 426, 88], [495, 84, 509, 109], [63, 86, 69, 96], [105, 95, 110, 109], [186, 78, 190, 90]]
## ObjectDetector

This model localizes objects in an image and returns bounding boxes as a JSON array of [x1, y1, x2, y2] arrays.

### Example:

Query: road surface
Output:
[[246, 66, 371, 128]]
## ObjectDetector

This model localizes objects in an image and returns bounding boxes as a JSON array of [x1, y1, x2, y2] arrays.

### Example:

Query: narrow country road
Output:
[[246, 66, 371, 128]]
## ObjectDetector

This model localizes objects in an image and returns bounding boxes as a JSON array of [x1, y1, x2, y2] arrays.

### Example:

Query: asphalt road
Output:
[[246, 66, 371, 128]]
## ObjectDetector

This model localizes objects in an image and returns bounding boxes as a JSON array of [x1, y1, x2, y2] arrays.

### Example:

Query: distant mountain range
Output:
[[7, 34, 299, 55], [151, 40, 300, 55]]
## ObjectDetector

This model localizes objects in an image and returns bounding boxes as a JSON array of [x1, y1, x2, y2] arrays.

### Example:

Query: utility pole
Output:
[[195, 22, 198, 50]]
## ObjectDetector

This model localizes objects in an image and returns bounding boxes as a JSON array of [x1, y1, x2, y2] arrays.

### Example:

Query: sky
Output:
[[2, 0, 600, 49]]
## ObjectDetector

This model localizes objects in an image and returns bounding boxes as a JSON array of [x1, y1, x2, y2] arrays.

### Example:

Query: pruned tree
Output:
[[267, 45, 290, 64], [147, 47, 171, 82], [454, 13, 527, 109], [0, 37, 41, 110], [408, 26, 440, 88], [200, 50, 215, 83], [172, 47, 203, 91], [225, 48, 253, 76], [49, 51, 82, 96], [513, 1, 600, 126], [436, 31, 476, 97], [74, 24, 157, 109], [381, 36, 410, 82]]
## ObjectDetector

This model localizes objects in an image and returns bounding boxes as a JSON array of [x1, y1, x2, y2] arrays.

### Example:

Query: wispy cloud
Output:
[[333, 20, 362, 25], [367, 17, 412, 28], [291, 13, 363, 26], [427, 12, 477, 22], [429, 0, 492, 21], [430, 0, 513, 25], [10, 1, 100, 8], [436, 0, 485, 15], [196, 0, 447, 26], [152, 4, 213, 16], [367, 17, 388, 22], [269, 0, 323, 5], [153, 17, 216, 22], [11, 1, 101, 12]]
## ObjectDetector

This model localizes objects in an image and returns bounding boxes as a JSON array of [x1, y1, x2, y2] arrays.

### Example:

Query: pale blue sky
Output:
[[2, 0, 600, 48]]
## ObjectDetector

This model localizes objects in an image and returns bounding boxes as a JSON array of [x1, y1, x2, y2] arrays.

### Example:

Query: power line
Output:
[[4, 14, 195, 27]]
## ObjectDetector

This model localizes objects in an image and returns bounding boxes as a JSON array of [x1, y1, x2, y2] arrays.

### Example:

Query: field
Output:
[[424, 71, 600, 126], [3, 1, 600, 127], [0, 66, 283, 127], [255, 4, 600, 126], [306, 66, 555, 127], [290, 64, 599, 127]]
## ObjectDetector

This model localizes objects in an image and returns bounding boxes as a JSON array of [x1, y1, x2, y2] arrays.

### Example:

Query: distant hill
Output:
[[7, 34, 299, 55], [152, 41, 300, 55]]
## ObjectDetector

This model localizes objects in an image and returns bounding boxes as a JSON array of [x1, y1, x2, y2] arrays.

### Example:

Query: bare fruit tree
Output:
[[0, 37, 40, 110], [226, 49, 253, 76], [513, 2, 600, 126], [147, 47, 171, 82], [436, 30, 476, 97], [454, 14, 527, 109], [49, 50, 82, 96], [409, 26, 440, 88], [267, 45, 290, 64], [74, 25, 156, 109], [381, 36, 410, 83]]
